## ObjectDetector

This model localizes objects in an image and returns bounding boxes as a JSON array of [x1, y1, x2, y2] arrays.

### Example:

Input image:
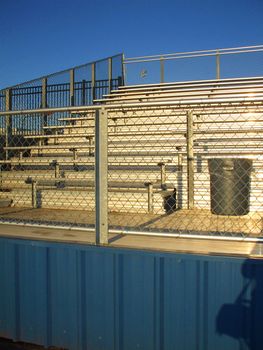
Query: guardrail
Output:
[[0, 53, 124, 112], [123, 45, 263, 84]]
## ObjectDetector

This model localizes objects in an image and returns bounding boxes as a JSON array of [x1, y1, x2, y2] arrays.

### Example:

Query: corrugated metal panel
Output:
[[0, 237, 262, 350]]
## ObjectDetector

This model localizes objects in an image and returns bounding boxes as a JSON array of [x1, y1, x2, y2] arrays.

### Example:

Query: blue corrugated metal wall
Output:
[[0, 237, 262, 350]]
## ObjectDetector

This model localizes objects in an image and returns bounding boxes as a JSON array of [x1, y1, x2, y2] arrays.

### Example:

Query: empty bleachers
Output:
[[1, 76, 263, 218]]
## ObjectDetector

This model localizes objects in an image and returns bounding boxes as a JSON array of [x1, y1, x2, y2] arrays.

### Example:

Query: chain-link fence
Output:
[[0, 107, 97, 229], [1, 76, 263, 239], [106, 103, 263, 238]]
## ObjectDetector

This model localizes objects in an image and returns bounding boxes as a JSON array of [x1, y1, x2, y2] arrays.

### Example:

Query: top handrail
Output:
[[124, 45, 263, 63]]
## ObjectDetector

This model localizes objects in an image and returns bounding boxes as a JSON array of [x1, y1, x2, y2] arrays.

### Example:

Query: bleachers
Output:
[[1, 76, 263, 215]]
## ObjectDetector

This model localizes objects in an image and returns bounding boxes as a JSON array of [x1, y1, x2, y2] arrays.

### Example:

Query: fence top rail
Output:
[[0, 53, 123, 92], [1, 96, 263, 116], [124, 45, 263, 63]]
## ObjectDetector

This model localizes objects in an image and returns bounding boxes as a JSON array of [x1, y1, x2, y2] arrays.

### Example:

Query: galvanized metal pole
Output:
[[91, 63, 96, 103], [72, 148, 77, 167], [158, 162, 166, 185], [70, 69, 75, 106], [160, 57, 165, 83], [186, 110, 194, 209], [5, 89, 12, 160], [147, 183, 154, 213], [54, 161, 60, 178], [122, 53, 126, 86], [42, 78, 47, 142], [176, 146, 183, 210], [216, 51, 220, 80], [81, 80, 86, 105], [108, 57, 112, 93], [95, 107, 108, 244], [32, 181, 37, 208], [42, 78, 47, 109]]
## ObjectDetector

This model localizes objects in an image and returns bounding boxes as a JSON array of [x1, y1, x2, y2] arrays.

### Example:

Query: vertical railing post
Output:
[[187, 110, 194, 209], [158, 162, 166, 185], [41, 78, 48, 146], [42, 77, 47, 131], [42, 78, 47, 109], [147, 183, 154, 213], [54, 161, 60, 179], [32, 180, 37, 209], [91, 63, 96, 103], [216, 50, 220, 80], [95, 107, 108, 244], [160, 56, 165, 83], [81, 80, 86, 105], [70, 69, 75, 106], [176, 146, 183, 209], [5, 88, 12, 160], [108, 57, 113, 94], [122, 54, 126, 86]]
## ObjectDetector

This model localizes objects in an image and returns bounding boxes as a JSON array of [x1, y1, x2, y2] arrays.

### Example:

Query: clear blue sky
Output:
[[0, 0, 262, 88]]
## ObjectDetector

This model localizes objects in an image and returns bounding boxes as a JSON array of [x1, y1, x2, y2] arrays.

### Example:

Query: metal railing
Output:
[[0, 53, 124, 112], [1, 85, 263, 242], [123, 45, 263, 84]]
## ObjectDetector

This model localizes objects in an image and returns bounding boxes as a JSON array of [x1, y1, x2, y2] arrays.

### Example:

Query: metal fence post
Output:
[[216, 50, 220, 79], [176, 146, 183, 209], [54, 161, 60, 178], [42, 78, 47, 138], [70, 69, 75, 106], [95, 107, 108, 244], [160, 57, 165, 83], [122, 53, 126, 86], [81, 80, 86, 105], [91, 63, 96, 103], [5, 89, 12, 160], [108, 57, 113, 93], [187, 110, 194, 209], [158, 162, 166, 185], [32, 180, 37, 209], [147, 183, 154, 213]]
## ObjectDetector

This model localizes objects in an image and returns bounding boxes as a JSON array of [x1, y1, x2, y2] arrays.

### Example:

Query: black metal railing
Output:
[[0, 50, 124, 136], [0, 77, 122, 137], [3, 77, 121, 112], [0, 53, 124, 114]]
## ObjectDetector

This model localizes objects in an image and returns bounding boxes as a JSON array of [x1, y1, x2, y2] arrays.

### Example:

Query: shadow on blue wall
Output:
[[216, 260, 263, 350]]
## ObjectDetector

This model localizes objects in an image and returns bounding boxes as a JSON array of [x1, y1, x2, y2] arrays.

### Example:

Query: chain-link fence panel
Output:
[[106, 102, 263, 238], [0, 108, 96, 229]]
